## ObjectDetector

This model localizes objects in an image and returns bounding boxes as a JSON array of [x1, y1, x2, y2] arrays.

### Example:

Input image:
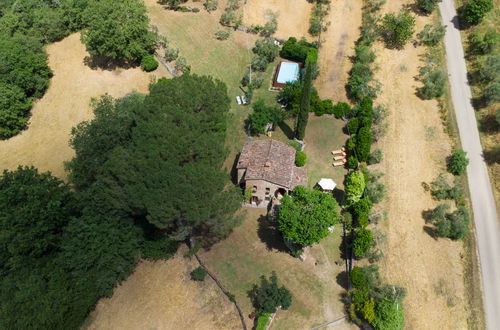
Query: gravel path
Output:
[[439, 1, 500, 328]]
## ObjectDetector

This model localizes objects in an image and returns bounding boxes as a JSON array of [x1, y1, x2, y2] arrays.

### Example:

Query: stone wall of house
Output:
[[246, 179, 287, 205]]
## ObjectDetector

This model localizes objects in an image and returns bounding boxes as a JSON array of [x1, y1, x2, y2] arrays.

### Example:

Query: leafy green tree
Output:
[[280, 37, 317, 62], [351, 198, 373, 227], [68, 74, 242, 239], [416, 0, 440, 14], [448, 149, 469, 175], [380, 10, 416, 49], [0, 167, 76, 271], [252, 37, 279, 62], [353, 227, 374, 259], [81, 0, 157, 62], [141, 55, 158, 72], [165, 47, 180, 61], [461, 0, 493, 25], [278, 81, 302, 112], [484, 82, 500, 105], [278, 186, 341, 246], [250, 272, 292, 313], [248, 99, 283, 134], [373, 298, 405, 330], [204, 0, 219, 12], [333, 102, 351, 118], [191, 267, 208, 281], [417, 24, 446, 46], [345, 170, 366, 205], [0, 82, 32, 138], [478, 55, 500, 83]]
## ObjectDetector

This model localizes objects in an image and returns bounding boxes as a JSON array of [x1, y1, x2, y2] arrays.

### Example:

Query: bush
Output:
[[261, 16, 278, 37], [215, 30, 230, 40], [253, 38, 279, 62], [204, 0, 218, 12], [417, 24, 446, 46], [175, 56, 188, 72], [347, 118, 360, 133], [469, 29, 499, 55], [345, 171, 366, 205], [309, 2, 330, 36], [333, 102, 351, 119], [448, 149, 469, 175], [280, 37, 317, 62], [365, 181, 386, 204], [288, 140, 302, 152], [191, 266, 208, 281], [354, 44, 376, 64], [140, 55, 158, 72], [434, 206, 470, 239], [380, 10, 416, 49], [353, 228, 374, 259], [367, 149, 383, 165], [418, 66, 447, 99], [356, 126, 372, 162], [313, 99, 334, 115], [430, 173, 464, 201], [484, 82, 500, 105], [347, 155, 359, 169], [461, 0, 493, 25], [164, 47, 179, 61], [295, 151, 307, 167], [478, 55, 500, 83], [352, 198, 373, 227], [416, 0, 440, 14], [255, 313, 271, 330]]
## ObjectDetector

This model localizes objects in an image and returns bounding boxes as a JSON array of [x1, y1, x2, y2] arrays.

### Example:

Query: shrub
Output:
[[478, 55, 500, 83], [204, 0, 218, 12], [354, 44, 376, 64], [418, 66, 447, 99], [313, 99, 334, 115], [352, 198, 373, 227], [469, 29, 499, 55], [448, 149, 469, 175], [174, 56, 188, 72], [309, 2, 330, 36], [380, 10, 416, 49], [215, 30, 230, 40], [280, 37, 317, 62], [416, 0, 440, 14], [461, 0, 493, 25], [347, 155, 359, 169], [372, 105, 388, 125], [164, 47, 179, 61], [430, 174, 464, 201], [484, 82, 500, 105], [253, 38, 279, 62], [255, 313, 271, 330], [333, 102, 351, 119], [356, 126, 372, 162], [365, 181, 386, 204], [434, 206, 470, 239], [353, 228, 374, 259], [367, 149, 383, 165], [345, 170, 366, 205], [191, 266, 208, 281], [347, 118, 360, 133], [295, 151, 307, 167], [261, 16, 278, 37], [140, 55, 158, 72], [373, 298, 405, 330], [417, 24, 446, 46], [288, 140, 302, 152]]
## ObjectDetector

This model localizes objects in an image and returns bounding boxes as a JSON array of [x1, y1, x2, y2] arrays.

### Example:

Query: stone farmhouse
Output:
[[237, 140, 307, 206]]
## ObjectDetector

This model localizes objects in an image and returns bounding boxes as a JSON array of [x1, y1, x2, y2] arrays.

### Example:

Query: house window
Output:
[[252, 185, 257, 192], [265, 196, 271, 201], [265, 187, 270, 195]]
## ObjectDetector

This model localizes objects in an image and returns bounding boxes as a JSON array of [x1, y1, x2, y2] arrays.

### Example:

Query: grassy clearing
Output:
[[200, 208, 350, 330]]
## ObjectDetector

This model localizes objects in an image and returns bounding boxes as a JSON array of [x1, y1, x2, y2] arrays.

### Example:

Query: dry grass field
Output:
[[315, 0, 362, 102], [242, 0, 313, 41], [0, 33, 168, 179], [373, 1, 471, 328], [86, 246, 242, 330]]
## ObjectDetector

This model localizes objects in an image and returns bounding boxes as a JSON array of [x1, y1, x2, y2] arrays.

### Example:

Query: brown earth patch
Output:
[[314, 0, 362, 102], [242, 0, 313, 40], [374, 1, 469, 328], [0, 33, 169, 179], [86, 247, 241, 330]]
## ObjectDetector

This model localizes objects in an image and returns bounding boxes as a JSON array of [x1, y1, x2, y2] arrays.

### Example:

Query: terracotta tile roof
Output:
[[237, 140, 307, 189]]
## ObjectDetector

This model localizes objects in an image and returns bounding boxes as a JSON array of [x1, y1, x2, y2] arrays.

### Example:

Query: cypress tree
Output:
[[295, 58, 314, 140]]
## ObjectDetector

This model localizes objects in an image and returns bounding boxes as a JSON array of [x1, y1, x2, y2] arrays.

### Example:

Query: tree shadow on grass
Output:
[[257, 215, 288, 253], [484, 148, 500, 165], [278, 121, 295, 140], [336, 271, 349, 290], [83, 55, 138, 71], [422, 209, 434, 224], [479, 114, 499, 134]]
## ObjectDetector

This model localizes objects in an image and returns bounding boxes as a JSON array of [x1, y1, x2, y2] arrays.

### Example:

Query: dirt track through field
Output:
[[315, 0, 362, 101], [375, 1, 469, 328], [0, 33, 167, 179]]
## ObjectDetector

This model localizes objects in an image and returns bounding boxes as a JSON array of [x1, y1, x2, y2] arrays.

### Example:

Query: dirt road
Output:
[[439, 1, 500, 328]]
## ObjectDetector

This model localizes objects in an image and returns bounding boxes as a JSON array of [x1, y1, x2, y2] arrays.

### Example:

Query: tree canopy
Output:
[[249, 272, 293, 313], [278, 186, 341, 246], [81, 0, 157, 62], [345, 170, 366, 205], [67, 74, 242, 239], [380, 10, 416, 49]]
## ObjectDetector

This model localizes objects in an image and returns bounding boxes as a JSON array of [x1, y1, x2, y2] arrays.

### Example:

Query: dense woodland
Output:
[[0, 74, 241, 328], [0, 0, 157, 138]]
